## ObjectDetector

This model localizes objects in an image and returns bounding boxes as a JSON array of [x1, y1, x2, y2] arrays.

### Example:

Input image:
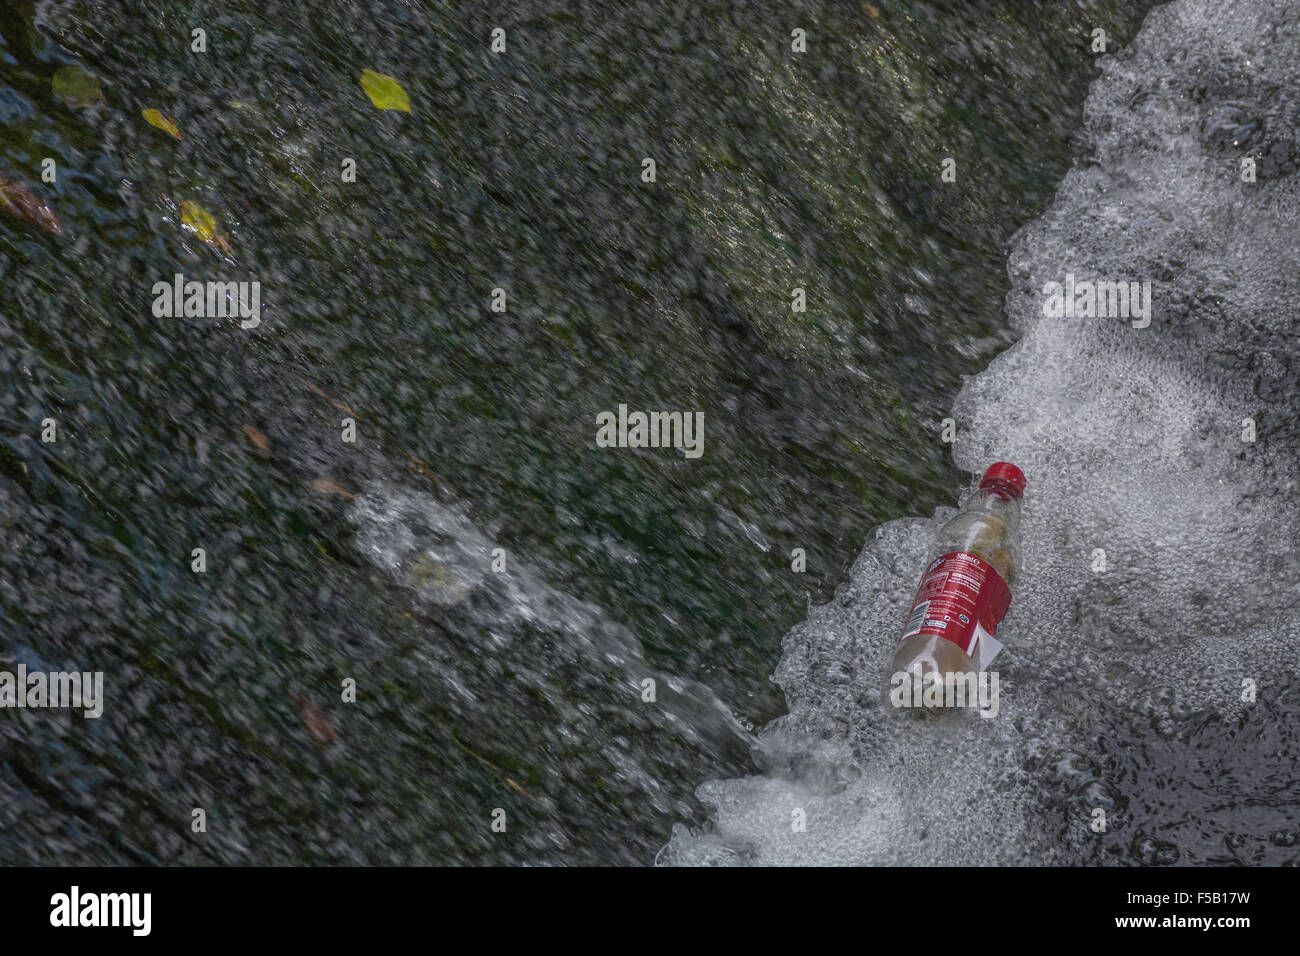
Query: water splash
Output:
[[350, 483, 754, 756]]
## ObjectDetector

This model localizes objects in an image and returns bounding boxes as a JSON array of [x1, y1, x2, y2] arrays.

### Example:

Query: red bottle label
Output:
[[898, 551, 1011, 663]]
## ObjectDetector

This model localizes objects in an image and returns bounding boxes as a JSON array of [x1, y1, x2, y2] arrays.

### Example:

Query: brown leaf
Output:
[[406, 455, 448, 489], [299, 377, 362, 420], [297, 697, 338, 743], [308, 478, 355, 499], [0, 176, 64, 235], [241, 424, 270, 457]]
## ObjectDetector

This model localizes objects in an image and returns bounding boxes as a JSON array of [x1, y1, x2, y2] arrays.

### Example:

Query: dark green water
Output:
[[2, 0, 1153, 863]]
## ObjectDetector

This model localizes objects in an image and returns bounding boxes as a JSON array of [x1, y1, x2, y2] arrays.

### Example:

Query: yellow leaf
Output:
[[179, 200, 231, 253], [359, 69, 410, 112], [179, 200, 217, 240], [142, 108, 183, 141]]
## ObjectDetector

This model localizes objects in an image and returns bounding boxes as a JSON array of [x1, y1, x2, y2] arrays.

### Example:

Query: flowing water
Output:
[[2, 0, 1293, 866], [663, 0, 1300, 866]]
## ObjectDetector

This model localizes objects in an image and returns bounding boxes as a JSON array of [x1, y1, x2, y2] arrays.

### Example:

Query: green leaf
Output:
[[359, 69, 411, 112], [52, 65, 102, 108]]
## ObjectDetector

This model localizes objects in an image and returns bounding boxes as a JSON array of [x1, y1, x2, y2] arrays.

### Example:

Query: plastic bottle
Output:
[[887, 462, 1026, 707]]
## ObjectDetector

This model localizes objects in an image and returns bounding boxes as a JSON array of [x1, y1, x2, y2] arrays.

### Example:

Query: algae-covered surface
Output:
[[1, 1, 1154, 863]]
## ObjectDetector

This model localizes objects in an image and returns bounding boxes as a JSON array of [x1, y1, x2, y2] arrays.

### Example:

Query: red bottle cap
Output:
[[980, 461, 1026, 499]]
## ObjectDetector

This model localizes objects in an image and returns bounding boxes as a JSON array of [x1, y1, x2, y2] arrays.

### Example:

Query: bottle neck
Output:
[[974, 486, 1022, 522]]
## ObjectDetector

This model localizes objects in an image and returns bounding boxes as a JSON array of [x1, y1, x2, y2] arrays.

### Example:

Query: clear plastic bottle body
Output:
[[930, 490, 1021, 586], [888, 487, 1022, 701]]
